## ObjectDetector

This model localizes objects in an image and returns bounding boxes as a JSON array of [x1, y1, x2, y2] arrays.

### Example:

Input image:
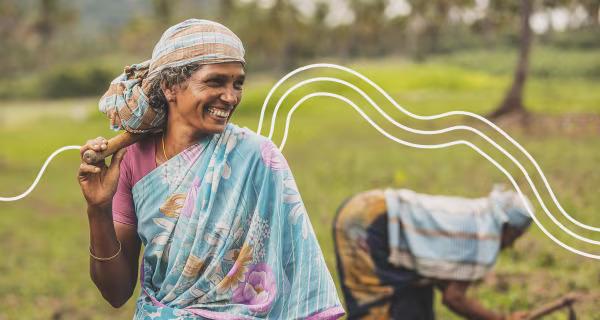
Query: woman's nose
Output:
[[220, 87, 239, 105]]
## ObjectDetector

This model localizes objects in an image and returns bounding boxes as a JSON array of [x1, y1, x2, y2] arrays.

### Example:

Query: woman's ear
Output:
[[161, 83, 177, 103]]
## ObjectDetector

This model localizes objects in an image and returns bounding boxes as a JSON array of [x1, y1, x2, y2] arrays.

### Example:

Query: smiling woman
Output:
[[76, 19, 344, 319]]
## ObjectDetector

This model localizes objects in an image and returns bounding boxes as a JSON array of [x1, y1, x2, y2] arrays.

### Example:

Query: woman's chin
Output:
[[195, 113, 233, 134], [199, 122, 228, 134]]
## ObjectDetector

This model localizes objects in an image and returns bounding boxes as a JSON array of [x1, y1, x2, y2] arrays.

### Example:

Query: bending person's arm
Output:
[[439, 280, 504, 320]]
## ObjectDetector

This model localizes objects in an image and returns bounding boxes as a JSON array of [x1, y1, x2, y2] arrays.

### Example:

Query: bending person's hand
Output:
[[78, 136, 127, 210]]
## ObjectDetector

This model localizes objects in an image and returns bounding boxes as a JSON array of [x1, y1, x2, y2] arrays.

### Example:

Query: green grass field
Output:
[[1, 47, 599, 319]]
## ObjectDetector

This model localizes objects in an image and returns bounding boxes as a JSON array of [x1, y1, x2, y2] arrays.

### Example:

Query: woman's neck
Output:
[[162, 124, 207, 160]]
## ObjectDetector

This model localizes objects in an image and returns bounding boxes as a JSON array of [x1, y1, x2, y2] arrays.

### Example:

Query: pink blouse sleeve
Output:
[[111, 136, 157, 226], [112, 147, 137, 226]]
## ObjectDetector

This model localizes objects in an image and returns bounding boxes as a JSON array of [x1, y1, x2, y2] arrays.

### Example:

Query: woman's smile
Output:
[[205, 105, 233, 121]]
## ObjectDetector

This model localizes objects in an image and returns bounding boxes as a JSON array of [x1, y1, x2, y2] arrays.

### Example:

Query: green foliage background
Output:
[[1, 47, 599, 319]]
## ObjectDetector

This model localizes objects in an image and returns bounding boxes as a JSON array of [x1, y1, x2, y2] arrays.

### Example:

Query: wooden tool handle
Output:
[[526, 293, 580, 320], [83, 131, 144, 164]]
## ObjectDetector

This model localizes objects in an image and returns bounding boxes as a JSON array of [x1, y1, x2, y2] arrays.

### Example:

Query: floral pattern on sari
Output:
[[232, 263, 276, 314]]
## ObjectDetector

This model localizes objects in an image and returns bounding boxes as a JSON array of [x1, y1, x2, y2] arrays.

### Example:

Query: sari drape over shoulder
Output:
[[131, 124, 344, 319]]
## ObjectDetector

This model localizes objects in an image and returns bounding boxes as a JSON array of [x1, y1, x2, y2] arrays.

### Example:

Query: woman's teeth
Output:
[[207, 107, 230, 118]]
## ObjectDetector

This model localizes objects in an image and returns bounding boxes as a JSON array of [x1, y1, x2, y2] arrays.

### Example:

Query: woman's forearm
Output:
[[87, 205, 136, 308]]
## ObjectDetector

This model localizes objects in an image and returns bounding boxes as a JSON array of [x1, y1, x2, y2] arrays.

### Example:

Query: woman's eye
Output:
[[206, 79, 221, 87], [234, 82, 244, 90]]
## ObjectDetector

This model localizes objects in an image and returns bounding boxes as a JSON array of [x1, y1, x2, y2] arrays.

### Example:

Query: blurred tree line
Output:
[[0, 0, 598, 102]]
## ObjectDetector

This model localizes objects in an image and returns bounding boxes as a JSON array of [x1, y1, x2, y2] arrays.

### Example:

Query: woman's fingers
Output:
[[96, 136, 108, 151], [79, 163, 103, 176], [79, 147, 124, 179], [80, 137, 109, 157]]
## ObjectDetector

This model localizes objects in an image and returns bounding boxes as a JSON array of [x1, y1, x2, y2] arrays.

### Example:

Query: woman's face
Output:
[[167, 62, 245, 135]]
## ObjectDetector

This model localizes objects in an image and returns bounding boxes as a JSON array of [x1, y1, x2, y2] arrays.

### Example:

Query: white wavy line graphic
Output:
[[262, 76, 600, 246], [257, 63, 600, 234], [273, 91, 600, 260], [0, 145, 81, 202]]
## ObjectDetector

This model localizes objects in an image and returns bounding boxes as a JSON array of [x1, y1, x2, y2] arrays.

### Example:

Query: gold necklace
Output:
[[161, 132, 169, 161]]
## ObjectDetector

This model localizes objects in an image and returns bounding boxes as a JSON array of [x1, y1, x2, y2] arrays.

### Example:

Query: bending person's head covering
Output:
[[99, 19, 246, 133], [489, 184, 533, 230], [384, 185, 534, 280]]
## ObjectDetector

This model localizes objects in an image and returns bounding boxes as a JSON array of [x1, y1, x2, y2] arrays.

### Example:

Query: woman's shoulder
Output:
[[227, 124, 284, 163], [121, 133, 157, 183], [124, 134, 156, 160], [227, 124, 272, 150], [228, 124, 290, 172]]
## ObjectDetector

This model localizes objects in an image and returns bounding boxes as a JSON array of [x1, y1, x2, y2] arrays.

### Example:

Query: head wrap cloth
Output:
[[99, 19, 246, 133], [488, 184, 533, 230]]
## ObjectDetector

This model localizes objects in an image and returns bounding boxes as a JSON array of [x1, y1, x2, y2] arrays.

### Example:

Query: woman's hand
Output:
[[78, 137, 126, 211]]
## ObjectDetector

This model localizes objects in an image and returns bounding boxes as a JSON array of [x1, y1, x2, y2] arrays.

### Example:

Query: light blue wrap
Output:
[[385, 186, 532, 281]]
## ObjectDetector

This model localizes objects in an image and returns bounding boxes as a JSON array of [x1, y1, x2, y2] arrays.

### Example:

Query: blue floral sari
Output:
[[131, 124, 344, 319]]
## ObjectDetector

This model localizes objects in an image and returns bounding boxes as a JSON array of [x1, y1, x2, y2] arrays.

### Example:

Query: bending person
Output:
[[77, 19, 344, 319], [333, 185, 532, 320]]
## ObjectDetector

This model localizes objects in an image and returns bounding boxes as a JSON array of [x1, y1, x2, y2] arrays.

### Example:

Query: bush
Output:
[[40, 64, 116, 98], [0, 56, 131, 100], [0, 77, 41, 100], [548, 27, 600, 50], [434, 45, 600, 79]]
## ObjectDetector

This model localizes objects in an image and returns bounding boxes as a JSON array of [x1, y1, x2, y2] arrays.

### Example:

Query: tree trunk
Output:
[[153, 0, 173, 26], [271, 0, 296, 72], [589, 1, 599, 27], [488, 0, 533, 119], [36, 0, 56, 48]]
